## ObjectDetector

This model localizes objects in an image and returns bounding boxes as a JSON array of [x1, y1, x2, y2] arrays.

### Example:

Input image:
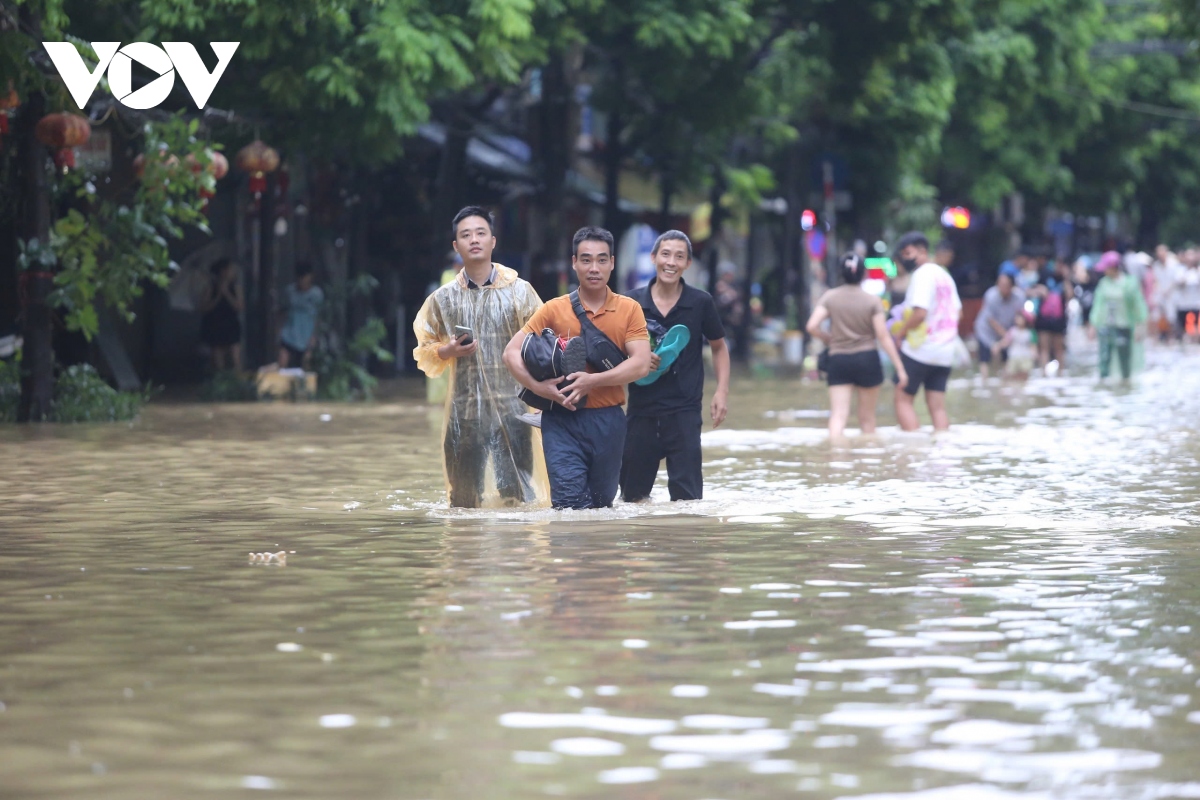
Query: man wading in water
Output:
[[503, 227, 651, 509], [413, 206, 547, 508], [620, 230, 730, 502]]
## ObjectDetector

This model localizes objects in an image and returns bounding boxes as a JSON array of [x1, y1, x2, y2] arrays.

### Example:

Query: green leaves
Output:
[[20, 114, 213, 340]]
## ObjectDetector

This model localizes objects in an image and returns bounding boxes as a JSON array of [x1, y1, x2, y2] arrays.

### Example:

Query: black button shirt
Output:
[[625, 278, 725, 417]]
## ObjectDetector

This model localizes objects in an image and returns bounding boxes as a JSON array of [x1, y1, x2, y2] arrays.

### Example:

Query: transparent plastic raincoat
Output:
[[414, 265, 550, 508]]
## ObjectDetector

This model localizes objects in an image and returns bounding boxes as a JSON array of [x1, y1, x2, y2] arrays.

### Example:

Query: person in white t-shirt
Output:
[[889, 231, 963, 432]]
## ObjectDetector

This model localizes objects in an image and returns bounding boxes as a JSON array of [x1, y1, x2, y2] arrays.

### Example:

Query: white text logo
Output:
[[43, 42, 240, 110]]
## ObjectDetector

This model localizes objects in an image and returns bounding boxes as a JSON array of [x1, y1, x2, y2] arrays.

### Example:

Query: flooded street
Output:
[[2, 347, 1199, 800]]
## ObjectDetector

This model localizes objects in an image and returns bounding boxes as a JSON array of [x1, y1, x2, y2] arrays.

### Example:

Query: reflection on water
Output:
[[1, 347, 1199, 799]]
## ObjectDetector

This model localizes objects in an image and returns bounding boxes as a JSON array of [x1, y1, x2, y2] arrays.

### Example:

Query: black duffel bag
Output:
[[518, 328, 564, 411]]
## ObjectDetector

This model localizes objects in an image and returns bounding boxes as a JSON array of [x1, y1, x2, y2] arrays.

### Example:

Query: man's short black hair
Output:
[[935, 239, 955, 252], [452, 206, 495, 236], [572, 226, 614, 257], [295, 261, 314, 279], [652, 230, 692, 259], [894, 231, 930, 255]]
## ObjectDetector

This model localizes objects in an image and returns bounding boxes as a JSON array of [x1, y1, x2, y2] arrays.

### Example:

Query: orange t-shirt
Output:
[[521, 288, 649, 408]]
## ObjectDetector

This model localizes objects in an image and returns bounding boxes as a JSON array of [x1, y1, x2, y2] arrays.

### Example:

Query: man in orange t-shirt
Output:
[[503, 227, 651, 508]]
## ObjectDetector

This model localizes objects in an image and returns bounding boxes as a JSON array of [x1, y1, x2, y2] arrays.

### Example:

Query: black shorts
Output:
[[978, 344, 1006, 364], [898, 352, 951, 395], [1034, 316, 1067, 334], [281, 343, 307, 366], [826, 349, 883, 388]]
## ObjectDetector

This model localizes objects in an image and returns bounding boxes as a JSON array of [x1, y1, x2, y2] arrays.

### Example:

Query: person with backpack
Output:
[[503, 227, 652, 509], [1033, 257, 1072, 369]]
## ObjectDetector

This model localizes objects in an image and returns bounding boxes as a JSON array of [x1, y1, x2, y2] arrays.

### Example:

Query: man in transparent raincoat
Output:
[[413, 206, 549, 507]]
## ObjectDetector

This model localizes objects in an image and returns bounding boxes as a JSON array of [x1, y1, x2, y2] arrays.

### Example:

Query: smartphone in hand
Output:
[[454, 325, 474, 346]]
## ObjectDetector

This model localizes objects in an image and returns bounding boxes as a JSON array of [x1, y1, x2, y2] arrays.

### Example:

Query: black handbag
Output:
[[518, 327, 564, 411]]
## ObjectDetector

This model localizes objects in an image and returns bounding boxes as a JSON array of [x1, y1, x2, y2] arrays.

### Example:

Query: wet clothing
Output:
[[542, 405, 626, 509], [899, 352, 951, 395], [1035, 278, 1069, 334], [200, 285, 241, 347], [1092, 273, 1148, 331], [620, 279, 724, 504], [281, 342, 307, 367], [413, 264, 549, 508], [815, 285, 884, 355], [521, 288, 649, 409], [621, 410, 703, 502], [974, 286, 1026, 349], [901, 262, 962, 368], [1098, 327, 1134, 380], [625, 279, 724, 417], [1091, 273, 1147, 380], [827, 350, 884, 388], [280, 284, 324, 352]]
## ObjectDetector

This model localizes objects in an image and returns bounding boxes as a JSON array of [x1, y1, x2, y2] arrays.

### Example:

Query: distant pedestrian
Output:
[[973, 272, 1025, 379], [890, 232, 962, 432], [1088, 251, 1148, 382], [1033, 258, 1072, 369], [199, 257, 243, 371], [806, 253, 907, 440], [1174, 250, 1200, 344], [992, 312, 1036, 381], [278, 262, 323, 370], [1151, 245, 1179, 340]]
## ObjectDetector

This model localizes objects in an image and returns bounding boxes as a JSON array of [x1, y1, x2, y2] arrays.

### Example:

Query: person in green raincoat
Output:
[[413, 207, 549, 507], [1088, 251, 1148, 382]]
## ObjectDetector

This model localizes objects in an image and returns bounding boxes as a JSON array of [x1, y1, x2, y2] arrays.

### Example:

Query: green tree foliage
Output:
[[18, 114, 213, 339], [54, 0, 544, 161]]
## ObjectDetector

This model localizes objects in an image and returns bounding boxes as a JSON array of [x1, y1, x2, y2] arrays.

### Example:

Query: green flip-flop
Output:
[[635, 324, 690, 385]]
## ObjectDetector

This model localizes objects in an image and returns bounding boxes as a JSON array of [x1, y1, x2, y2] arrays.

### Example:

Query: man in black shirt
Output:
[[621, 230, 731, 502]]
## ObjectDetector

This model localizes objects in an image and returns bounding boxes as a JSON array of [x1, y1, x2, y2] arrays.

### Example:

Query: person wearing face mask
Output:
[[890, 231, 963, 432]]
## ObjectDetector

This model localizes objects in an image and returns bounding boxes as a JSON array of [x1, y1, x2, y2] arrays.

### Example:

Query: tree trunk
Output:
[[16, 86, 54, 422], [603, 61, 625, 240], [658, 168, 674, 233], [533, 52, 569, 300], [432, 118, 470, 271], [705, 171, 727, 295]]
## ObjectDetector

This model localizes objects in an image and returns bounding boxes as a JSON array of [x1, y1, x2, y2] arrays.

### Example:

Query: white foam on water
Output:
[[917, 631, 1008, 643], [549, 737, 625, 756], [649, 731, 791, 755], [499, 712, 677, 735], [926, 687, 1108, 710], [241, 775, 279, 790], [596, 766, 659, 784], [931, 720, 1042, 745], [682, 714, 770, 729], [833, 785, 1051, 800], [660, 753, 707, 769], [819, 706, 959, 728], [900, 748, 1162, 778], [671, 685, 709, 698], [318, 714, 356, 728], [725, 619, 797, 630]]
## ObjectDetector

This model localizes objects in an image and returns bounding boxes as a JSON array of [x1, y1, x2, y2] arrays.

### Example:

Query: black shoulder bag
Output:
[[569, 290, 627, 372]]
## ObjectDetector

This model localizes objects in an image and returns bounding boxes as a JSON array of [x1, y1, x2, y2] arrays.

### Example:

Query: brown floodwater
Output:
[[1, 345, 1198, 799]]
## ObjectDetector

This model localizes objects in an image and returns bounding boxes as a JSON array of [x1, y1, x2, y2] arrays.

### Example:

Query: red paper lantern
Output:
[[236, 140, 279, 198], [235, 140, 280, 175], [185, 149, 230, 180], [35, 112, 90, 149]]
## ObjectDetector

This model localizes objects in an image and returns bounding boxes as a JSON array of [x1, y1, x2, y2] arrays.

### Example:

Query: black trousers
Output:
[[619, 410, 704, 502]]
